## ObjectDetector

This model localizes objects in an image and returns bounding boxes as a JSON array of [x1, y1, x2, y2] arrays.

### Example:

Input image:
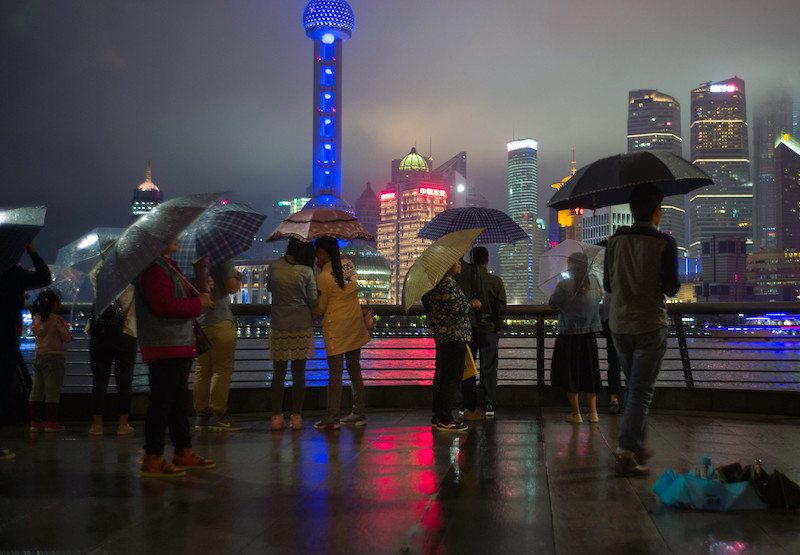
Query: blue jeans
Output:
[[612, 327, 667, 452]]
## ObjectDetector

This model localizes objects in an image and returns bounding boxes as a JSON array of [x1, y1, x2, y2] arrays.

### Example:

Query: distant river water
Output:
[[21, 332, 800, 392]]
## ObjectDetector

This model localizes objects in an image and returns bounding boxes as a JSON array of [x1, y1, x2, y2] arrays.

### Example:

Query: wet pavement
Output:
[[1, 407, 799, 554]]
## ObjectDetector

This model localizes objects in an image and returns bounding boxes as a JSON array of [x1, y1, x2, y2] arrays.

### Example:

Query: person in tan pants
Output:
[[193, 259, 243, 432]]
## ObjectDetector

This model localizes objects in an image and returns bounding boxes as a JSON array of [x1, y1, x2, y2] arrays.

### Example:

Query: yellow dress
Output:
[[315, 260, 370, 356]]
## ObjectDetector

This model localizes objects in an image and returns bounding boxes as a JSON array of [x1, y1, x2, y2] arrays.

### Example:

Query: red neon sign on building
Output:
[[380, 192, 396, 202], [418, 187, 447, 197]]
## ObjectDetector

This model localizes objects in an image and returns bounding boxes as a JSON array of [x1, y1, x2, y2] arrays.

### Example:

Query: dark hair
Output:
[[315, 236, 345, 289], [32, 287, 62, 321], [629, 182, 663, 223], [286, 238, 315, 269], [471, 246, 489, 266]]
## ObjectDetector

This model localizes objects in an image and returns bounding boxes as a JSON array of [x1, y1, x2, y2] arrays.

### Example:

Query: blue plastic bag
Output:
[[652, 468, 768, 511]]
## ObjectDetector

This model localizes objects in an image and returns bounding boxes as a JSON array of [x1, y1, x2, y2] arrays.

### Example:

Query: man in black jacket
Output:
[[604, 183, 680, 477], [0, 242, 52, 461]]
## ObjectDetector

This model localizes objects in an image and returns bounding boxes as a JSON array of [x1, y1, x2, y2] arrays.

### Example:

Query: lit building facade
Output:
[[695, 237, 751, 302], [232, 259, 271, 305], [747, 250, 800, 301], [753, 91, 798, 250], [377, 148, 448, 303], [302, 0, 355, 210], [627, 89, 685, 252], [131, 162, 162, 223], [689, 77, 752, 260], [499, 139, 539, 304], [775, 133, 800, 252]]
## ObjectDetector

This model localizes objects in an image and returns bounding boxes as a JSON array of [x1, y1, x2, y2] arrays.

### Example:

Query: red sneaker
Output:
[[140, 454, 187, 478], [44, 422, 65, 432], [172, 448, 216, 469]]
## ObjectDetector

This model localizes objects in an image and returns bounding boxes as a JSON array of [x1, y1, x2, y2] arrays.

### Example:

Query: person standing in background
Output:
[[0, 242, 51, 461], [268, 239, 317, 431], [193, 258, 243, 432], [312, 236, 370, 430], [459, 246, 506, 418]]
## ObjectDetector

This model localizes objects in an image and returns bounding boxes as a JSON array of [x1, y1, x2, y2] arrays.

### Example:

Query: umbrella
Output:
[[267, 207, 374, 242], [55, 227, 125, 274], [173, 201, 267, 279], [94, 192, 221, 313], [51, 267, 89, 307], [0, 206, 47, 274], [417, 207, 529, 244], [538, 240, 604, 299], [547, 151, 713, 211], [402, 228, 483, 312]]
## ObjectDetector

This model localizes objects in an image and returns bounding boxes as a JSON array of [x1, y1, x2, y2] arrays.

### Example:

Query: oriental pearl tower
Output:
[[302, 0, 355, 212]]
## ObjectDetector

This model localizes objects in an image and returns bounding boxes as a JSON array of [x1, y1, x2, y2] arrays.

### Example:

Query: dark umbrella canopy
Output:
[[547, 151, 713, 211], [417, 207, 529, 244], [0, 206, 47, 274]]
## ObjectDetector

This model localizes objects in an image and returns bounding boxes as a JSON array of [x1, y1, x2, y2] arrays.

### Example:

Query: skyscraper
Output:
[[377, 148, 449, 303], [130, 162, 162, 223], [689, 77, 752, 260], [499, 139, 540, 304], [302, 0, 355, 211], [775, 133, 800, 252], [354, 182, 379, 241], [753, 90, 797, 250], [627, 89, 685, 252]]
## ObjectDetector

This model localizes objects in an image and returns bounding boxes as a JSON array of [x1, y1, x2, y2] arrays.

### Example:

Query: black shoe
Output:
[[483, 403, 495, 417], [615, 453, 649, 477]]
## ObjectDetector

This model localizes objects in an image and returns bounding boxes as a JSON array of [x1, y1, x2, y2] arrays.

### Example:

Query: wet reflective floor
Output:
[[1, 407, 799, 554]]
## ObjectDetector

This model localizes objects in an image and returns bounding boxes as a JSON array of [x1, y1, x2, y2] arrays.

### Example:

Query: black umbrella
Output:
[[547, 151, 713, 211]]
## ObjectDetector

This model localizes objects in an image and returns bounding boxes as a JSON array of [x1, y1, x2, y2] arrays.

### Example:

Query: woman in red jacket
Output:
[[134, 238, 215, 478]]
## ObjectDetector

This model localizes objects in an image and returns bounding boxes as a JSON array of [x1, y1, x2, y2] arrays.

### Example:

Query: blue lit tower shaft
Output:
[[303, 1, 355, 201]]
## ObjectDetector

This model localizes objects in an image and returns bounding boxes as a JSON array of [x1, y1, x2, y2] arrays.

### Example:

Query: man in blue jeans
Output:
[[604, 183, 680, 476]]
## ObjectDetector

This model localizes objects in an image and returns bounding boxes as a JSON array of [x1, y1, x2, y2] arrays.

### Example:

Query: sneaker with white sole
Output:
[[340, 413, 367, 427], [314, 419, 341, 430], [433, 421, 468, 432]]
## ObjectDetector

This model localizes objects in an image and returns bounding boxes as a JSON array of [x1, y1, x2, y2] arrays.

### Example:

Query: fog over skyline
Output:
[[2, 0, 799, 261]]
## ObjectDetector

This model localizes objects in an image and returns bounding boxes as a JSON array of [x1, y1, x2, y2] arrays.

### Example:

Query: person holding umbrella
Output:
[[193, 257, 244, 432], [423, 256, 481, 432], [135, 238, 216, 477], [0, 241, 51, 461], [604, 183, 680, 477], [267, 238, 317, 431], [312, 236, 370, 430], [548, 252, 603, 424]]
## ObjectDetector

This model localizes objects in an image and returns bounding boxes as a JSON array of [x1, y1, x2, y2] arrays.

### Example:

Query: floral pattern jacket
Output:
[[422, 272, 473, 345]]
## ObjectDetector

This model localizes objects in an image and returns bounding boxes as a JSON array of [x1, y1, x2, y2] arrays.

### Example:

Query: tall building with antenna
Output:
[[302, 0, 355, 212], [131, 162, 162, 223]]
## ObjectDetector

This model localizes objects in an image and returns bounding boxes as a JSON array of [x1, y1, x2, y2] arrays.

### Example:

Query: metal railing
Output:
[[44, 302, 800, 393]]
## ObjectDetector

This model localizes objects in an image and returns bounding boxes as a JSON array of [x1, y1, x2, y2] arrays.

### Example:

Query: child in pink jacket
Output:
[[30, 288, 72, 431]]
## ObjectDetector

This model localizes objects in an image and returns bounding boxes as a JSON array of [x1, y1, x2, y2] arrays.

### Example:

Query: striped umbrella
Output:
[[417, 207, 529, 244]]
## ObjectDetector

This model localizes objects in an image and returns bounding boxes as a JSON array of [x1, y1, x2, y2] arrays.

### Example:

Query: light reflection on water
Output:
[[20, 331, 800, 392]]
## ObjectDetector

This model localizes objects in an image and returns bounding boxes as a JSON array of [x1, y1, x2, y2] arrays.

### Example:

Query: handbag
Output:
[[195, 321, 213, 355], [362, 307, 375, 331], [463, 345, 477, 380]]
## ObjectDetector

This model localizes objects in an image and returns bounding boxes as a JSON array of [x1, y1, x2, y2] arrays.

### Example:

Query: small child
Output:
[[29, 288, 72, 432]]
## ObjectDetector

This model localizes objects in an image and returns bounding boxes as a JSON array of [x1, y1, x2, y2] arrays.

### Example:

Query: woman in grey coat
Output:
[[268, 239, 318, 430]]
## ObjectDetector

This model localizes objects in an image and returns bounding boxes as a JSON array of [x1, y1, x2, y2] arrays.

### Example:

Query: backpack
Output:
[[90, 299, 129, 337]]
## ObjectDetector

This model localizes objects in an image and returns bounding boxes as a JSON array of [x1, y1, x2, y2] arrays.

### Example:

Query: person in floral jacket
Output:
[[422, 258, 481, 432]]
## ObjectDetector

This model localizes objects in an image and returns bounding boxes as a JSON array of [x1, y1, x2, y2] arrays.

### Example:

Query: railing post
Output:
[[536, 314, 546, 386], [672, 312, 694, 388]]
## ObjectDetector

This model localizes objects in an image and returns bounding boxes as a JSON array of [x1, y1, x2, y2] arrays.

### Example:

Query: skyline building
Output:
[[752, 90, 798, 250], [775, 133, 800, 252], [689, 77, 753, 261], [354, 182, 379, 241], [377, 148, 449, 303], [302, 0, 355, 211], [627, 89, 685, 252], [499, 139, 541, 304], [130, 162, 162, 223]]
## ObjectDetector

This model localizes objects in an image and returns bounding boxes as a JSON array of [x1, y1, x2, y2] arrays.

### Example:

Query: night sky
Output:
[[2, 0, 799, 262]]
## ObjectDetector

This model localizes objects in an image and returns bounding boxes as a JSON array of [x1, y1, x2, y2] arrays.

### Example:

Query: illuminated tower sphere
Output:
[[302, 0, 355, 212]]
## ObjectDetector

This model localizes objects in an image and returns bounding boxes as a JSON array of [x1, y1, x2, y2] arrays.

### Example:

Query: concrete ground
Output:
[[1, 407, 799, 554]]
